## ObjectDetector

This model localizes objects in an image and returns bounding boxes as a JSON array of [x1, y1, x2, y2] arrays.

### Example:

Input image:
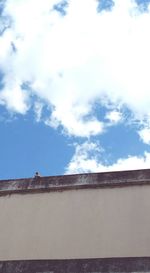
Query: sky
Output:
[[1, 0, 150, 179]]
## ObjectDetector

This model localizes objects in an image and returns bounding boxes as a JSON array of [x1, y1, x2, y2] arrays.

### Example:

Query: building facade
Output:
[[0, 169, 150, 272]]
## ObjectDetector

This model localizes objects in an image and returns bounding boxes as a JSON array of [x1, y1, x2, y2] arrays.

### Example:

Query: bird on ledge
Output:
[[34, 171, 41, 178]]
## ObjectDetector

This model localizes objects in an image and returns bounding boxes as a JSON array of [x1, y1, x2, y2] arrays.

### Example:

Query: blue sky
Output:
[[1, 0, 150, 179]]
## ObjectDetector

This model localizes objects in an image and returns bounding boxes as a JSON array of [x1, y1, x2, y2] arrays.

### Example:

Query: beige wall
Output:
[[0, 185, 150, 260]]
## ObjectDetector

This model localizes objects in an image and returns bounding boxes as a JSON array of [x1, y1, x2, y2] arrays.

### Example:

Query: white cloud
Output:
[[0, 82, 29, 114], [105, 110, 122, 125], [66, 141, 150, 174], [139, 127, 150, 145], [0, 0, 150, 137], [34, 101, 44, 122], [65, 141, 103, 174]]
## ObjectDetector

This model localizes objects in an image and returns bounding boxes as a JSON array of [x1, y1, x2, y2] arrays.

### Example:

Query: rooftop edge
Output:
[[0, 169, 150, 196]]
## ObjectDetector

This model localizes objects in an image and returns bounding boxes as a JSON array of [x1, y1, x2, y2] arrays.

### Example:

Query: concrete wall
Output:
[[0, 185, 150, 261]]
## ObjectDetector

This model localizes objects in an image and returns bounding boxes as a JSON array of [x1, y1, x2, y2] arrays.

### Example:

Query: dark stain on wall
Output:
[[1, 257, 150, 273], [0, 169, 150, 196]]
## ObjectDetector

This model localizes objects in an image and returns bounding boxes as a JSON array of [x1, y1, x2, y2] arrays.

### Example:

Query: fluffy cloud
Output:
[[66, 141, 150, 174], [139, 127, 150, 145], [0, 0, 150, 137], [105, 110, 122, 125]]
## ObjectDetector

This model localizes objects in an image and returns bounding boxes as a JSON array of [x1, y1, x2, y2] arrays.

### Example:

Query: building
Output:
[[1, 169, 150, 272]]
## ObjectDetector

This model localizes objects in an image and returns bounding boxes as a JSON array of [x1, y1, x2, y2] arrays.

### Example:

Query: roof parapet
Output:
[[0, 169, 150, 196]]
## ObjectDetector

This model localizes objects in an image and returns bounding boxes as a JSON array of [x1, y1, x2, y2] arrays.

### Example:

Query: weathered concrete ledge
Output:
[[0, 169, 150, 196], [1, 257, 150, 273]]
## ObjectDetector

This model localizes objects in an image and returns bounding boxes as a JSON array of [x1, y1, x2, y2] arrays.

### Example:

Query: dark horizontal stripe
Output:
[[1, 257, 150, 273], [0, 169, 150, 196]]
